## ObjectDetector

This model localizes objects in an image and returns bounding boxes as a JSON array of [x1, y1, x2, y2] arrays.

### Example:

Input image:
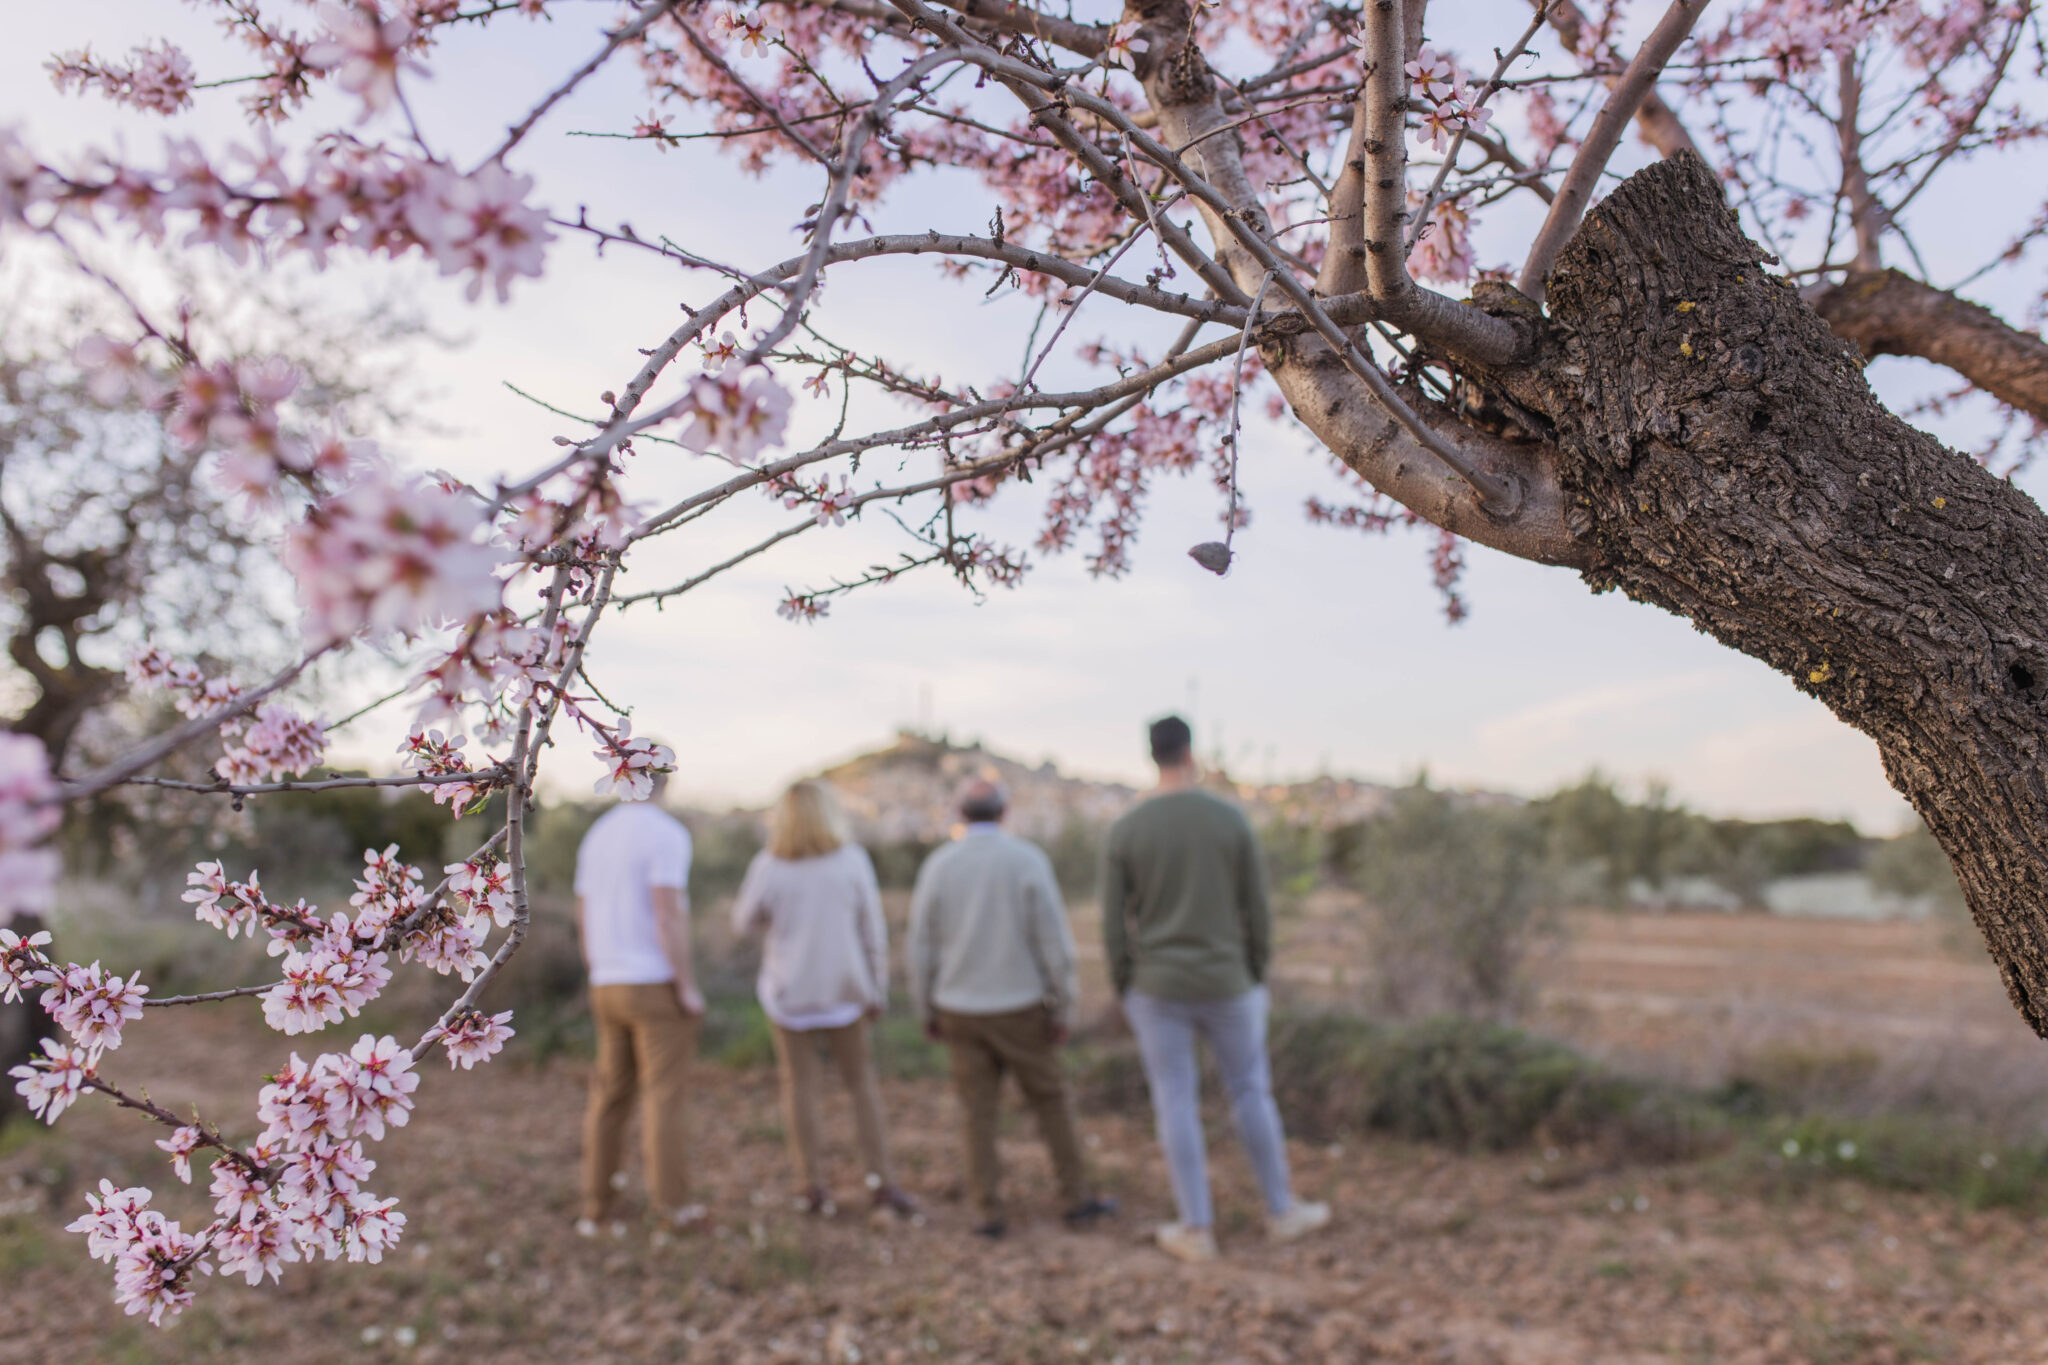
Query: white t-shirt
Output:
[[574, 802, 693, 986]]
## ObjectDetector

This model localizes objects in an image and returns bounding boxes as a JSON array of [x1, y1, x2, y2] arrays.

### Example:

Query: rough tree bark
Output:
[[1478, 152, 2048, 1036]]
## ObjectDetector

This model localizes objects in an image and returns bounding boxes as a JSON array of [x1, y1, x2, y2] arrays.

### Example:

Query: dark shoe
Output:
[[872, 1185, 921, 1220], [1062, 1196, 1119, 1229], [971, 1218, 1007, 1240]]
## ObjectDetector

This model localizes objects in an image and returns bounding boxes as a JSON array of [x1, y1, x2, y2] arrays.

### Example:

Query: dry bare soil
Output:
[[7, 910, 2048, 1364]]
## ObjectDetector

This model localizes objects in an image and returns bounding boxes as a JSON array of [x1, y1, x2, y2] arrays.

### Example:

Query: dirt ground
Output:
[[7, 909, 2048, 1364]]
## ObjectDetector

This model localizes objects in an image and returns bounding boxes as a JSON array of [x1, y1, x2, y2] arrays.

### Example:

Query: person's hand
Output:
[[864, 1002, 884, 1021], [677, 983, 706, 1017]]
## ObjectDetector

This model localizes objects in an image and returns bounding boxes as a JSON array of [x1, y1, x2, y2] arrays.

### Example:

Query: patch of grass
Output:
[[701, 994, 775, 1070], [871, 1010, 947, 1081], [0, 1217, 50, 1275], [1742, 1113, 2048, 1213]]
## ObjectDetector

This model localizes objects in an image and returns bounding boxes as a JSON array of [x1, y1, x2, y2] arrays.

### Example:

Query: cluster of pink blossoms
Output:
[[398, 728, 496, 810], [437, 1008, 516, 1070], [43, 962, 151, 1059], [46, 42, 196, 116], [408, 610, 568, 739], [354, 845, 490, 984], [262, 916, 395, 1037], [129, 649, 328, 784], [181, 862, 311, 940], [781, 473, 857, 527], [0, 123, 552, 303], [69, 1182, 212, 1326], [56, 837, 525, 1322], [501, 479, 644, 558], [306, 1, 429, 120], [593, 724, 676, 800], [1404, 44, 1495, 153], [710, 6, 779, 57], [677, 365, 794, 464], [281, 470, 508, 644], [4, 932, 146, 1121], [188, 1034, 418, 1290], [446, 853, 514, 928]]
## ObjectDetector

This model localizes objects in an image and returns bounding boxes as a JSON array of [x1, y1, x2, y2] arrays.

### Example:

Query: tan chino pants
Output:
[[770, 1018, 896, 1193], [581, 982, 698, 1221], [936, 1005, 1088, 1221]]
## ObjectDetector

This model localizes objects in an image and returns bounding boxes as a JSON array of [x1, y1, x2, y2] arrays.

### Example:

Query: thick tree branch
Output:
[[1836, 54, 1885, 272], [928, 0, 1108, 55], [1518, 0, 1710, 303], [1317, 95, 1371, 297], [1542, 0, 1701, 160], [1809, 269, 2048, 425], [1113, 0, 1585, 562], [1360, 0, 1412, 303]]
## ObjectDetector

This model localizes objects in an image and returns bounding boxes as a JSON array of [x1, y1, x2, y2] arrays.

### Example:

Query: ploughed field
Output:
[[1242, 896, 2044, 1081], [8, 902, 2048, 1365]]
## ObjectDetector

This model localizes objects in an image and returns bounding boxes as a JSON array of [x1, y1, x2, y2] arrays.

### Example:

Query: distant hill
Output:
[[817, 731, 1136, 843], [721, 730, 1476, 843]]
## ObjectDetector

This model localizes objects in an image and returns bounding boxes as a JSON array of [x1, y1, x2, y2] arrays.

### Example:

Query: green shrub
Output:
[[1343, 784, 1554, 1019], [1079, 1009, 1722, 1160]]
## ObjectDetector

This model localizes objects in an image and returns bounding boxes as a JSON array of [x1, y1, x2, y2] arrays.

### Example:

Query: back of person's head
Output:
[[767, 779, 850, 859], [1149, 714, 1194, 768], [956, 776, 1008, 824], [640, 741, 674, 802]]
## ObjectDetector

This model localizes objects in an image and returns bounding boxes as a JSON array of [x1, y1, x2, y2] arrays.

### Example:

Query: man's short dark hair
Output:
[[1149, 714, 1193, 766]]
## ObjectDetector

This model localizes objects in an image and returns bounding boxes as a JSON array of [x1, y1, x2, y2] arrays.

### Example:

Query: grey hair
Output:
[[956, 777, 1008, 823]]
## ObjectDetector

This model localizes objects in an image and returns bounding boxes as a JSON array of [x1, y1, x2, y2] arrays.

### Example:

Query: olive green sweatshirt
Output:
[[1100, 788, 1271, 1002]]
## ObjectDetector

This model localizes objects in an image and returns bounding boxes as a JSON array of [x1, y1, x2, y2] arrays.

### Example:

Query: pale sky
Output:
[[10, 2, 2041, 832]]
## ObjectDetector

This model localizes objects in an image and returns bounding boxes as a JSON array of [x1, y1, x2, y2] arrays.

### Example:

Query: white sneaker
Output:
[[575, 1218, 599, 1239], [1154, 1223, 1218, 1263], [1267, 1200, 1331, 1244]]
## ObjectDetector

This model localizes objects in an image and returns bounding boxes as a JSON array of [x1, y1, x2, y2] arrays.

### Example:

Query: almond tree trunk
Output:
[[1478, 153, 2048, 1033]]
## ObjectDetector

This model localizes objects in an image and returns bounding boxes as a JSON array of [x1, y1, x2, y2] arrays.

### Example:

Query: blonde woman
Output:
[[732, 779, 917, 1218]]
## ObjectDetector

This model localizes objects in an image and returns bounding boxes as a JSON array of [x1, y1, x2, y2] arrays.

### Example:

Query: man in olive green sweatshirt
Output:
[[1101, 715, 1331, 1263]]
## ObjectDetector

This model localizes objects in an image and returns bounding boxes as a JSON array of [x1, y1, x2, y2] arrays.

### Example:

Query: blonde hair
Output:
[[767, 779, 850, 860]]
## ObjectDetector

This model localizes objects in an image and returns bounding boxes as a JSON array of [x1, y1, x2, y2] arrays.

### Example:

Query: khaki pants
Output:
[[770, 1019, 895, 1192], [581, 982, 698, 1221], [936, 1006, 1088, 1221]]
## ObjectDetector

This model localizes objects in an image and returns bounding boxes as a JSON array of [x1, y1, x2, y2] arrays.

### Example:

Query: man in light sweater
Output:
[[1102, 715, 1330, 1263], [909, 778, 1116, 1239]]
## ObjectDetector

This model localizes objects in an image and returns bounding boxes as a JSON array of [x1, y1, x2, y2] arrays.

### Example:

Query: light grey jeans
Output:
[[1122, 984, 1295, 1230]]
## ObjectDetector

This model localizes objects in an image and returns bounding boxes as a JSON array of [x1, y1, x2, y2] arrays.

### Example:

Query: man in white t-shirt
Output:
[[573, 764, 703, 1235]]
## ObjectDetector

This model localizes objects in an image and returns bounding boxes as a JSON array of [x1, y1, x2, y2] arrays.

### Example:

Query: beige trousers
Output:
[[770, 1018, 895, 1192], [581, 982, 698, 1221], [937, 1006, 1089, 1220]]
